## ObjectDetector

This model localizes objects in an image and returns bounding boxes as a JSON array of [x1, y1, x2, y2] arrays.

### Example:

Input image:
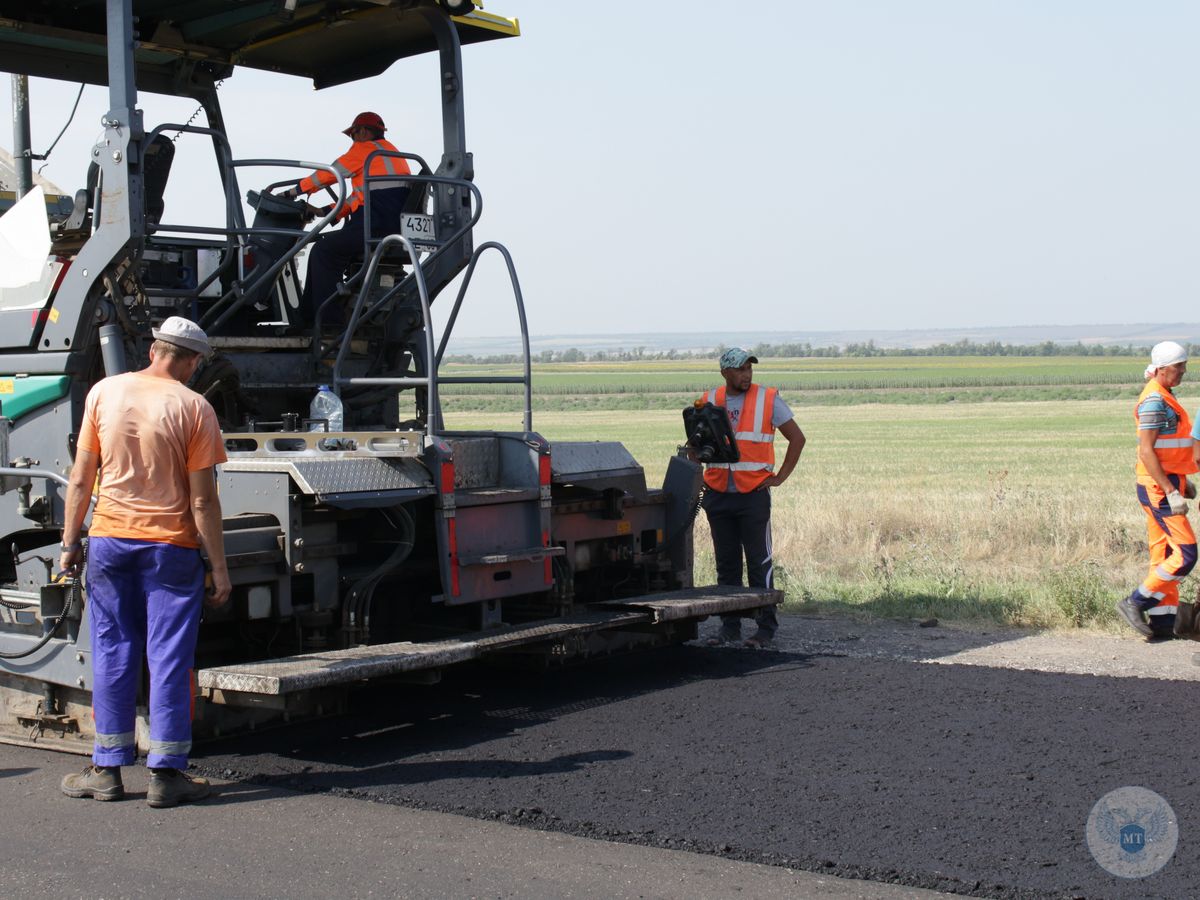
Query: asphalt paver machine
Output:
[[0, 0, 777, 751]]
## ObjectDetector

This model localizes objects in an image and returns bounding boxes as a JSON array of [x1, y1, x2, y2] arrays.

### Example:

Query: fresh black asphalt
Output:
[[192, 644, 1195, 899]]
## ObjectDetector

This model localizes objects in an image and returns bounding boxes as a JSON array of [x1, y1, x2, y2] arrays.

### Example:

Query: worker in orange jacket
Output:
[[285, 111, 412, 321], [699, 348, 805, 648], [1118, 340, 1198, 640]]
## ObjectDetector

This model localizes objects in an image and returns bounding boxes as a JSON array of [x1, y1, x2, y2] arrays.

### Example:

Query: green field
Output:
[[439, 355, 1182, 410], [443, 356, 1193, 632]]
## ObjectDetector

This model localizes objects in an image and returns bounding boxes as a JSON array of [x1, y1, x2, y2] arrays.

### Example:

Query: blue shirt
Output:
[[1138, 390, 1180, 436]]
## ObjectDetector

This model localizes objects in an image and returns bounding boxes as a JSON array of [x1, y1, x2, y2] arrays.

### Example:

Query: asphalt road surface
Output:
[[5, 619, 1195, 898]]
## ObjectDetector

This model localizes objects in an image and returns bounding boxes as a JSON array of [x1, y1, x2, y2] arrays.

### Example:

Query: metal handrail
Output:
[[143, 123, 249, 302], [0, 469, 69, 489], [332, 234, 440, 440], [199, 158, 347, 333], [136, 123, 349, 326], [331, 239, 533, 438], [358, 149, 432, 252], [312, 171, 483, 343], [434, 242, 533, 432]]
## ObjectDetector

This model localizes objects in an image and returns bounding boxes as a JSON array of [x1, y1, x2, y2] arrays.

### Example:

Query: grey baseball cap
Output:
[[152, 316, 211, 356], [719, 347, 758, 370]]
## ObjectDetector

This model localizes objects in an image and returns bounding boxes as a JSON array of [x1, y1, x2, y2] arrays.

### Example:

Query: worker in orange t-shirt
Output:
[[58, 317, 230, 808]]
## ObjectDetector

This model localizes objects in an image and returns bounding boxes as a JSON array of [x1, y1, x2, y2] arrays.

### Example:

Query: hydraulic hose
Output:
[[0, 541, 84, 660]]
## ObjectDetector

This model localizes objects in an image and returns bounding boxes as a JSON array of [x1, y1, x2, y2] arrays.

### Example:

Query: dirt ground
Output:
[[165, 614, 1199, 900]]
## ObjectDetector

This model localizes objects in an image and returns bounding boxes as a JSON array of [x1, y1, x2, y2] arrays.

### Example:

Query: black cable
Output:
[[0, 540, 85, 660], [35, 83, 86, 175], [657, 484, 707, 557]]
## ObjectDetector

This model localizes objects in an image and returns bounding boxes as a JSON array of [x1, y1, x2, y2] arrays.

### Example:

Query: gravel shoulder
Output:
[[745, 614, 1200, 681]]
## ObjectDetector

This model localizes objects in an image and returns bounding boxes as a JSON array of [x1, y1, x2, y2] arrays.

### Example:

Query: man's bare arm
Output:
[[59, 449, 99, 575], [761, 419, 806, 490], [189, 467, 231, 609]]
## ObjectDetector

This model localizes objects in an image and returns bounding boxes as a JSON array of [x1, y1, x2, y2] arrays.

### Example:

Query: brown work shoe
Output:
[[147, 768, 211, 808], [743, 630, 775, 650], [61, 764, 124, 801]]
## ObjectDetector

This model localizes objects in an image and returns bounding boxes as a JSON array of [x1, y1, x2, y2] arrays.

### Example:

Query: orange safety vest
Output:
[[1134, 378, 1198, 479], [701, 383, 778, 492], [298, 139, 412, 220]]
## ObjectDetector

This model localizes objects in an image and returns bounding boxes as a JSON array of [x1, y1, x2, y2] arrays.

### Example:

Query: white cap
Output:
[[152, 316, 210, 356], [1145, 340, 1188, 379]]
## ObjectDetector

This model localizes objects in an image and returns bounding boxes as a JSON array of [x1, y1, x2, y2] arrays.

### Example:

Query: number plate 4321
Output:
[[400, 213, 436, 245]]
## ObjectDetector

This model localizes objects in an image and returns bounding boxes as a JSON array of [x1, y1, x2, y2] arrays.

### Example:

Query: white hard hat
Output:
[[152, 316, 210, 356], [1150, 341, 1188, 369]]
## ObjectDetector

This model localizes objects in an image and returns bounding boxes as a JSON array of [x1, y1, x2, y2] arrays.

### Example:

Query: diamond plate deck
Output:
[[221, 457, 433, 495], [448, 437, 500, 488]]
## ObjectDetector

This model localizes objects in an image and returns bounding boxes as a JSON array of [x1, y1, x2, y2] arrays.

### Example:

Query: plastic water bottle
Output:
[[309, 385, 343, 433]]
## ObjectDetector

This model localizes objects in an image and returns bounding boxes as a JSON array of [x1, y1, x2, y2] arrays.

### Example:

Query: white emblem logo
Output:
[[1086, 786, 1177, 878]]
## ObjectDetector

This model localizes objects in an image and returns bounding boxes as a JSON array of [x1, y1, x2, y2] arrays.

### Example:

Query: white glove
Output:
[[1167, 490, 1189, 516]]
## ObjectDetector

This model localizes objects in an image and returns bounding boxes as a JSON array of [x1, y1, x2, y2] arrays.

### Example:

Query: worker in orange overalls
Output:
[[1118, 341, 1198, 640], [698, 348, 806, 648], [284, 111, 413, 322]]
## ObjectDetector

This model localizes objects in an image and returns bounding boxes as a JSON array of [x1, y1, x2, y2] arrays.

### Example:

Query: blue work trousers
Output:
[[87, 537, 205, 769], [702, 488, 779, 636]]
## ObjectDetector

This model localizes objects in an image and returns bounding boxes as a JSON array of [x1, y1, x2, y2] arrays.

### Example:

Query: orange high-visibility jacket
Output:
[[1135, 378, 1198, 479], [701, 383, 778, 492], [298, 139, 411, 220]]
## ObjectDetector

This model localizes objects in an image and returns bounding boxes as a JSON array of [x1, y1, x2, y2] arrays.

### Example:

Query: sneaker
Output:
[[147, 768, 211, 808], [743, 630, 775, 650], [1116, 597, 1153, 638], [61, 764, 124, 801]]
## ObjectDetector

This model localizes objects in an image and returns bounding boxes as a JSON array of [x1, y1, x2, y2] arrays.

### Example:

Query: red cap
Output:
[[343, 111, 386, 137]]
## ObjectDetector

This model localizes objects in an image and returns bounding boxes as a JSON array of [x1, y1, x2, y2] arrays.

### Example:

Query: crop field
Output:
[[444, 356, 1200, 631], [439, 355, 1160, 409]]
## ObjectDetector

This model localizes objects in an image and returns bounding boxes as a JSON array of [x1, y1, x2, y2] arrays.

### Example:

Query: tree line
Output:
[[444, 339, 1175, 365]]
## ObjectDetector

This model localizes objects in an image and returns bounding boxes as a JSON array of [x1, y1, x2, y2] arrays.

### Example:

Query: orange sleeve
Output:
[[298, 167, 335, 195], [186, 402, 228, 472], [298, 142, 367, 195], [77, 389, 101, 455]]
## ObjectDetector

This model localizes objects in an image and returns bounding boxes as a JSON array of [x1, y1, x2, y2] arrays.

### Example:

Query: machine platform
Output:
[[198, 586, 779, 699]]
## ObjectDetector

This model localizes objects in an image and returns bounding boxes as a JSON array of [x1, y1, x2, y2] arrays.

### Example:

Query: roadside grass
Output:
[[445, 397, 1171, 632]]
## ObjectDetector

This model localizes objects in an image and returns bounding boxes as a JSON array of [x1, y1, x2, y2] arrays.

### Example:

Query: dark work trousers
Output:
[[702, 487, 779, 637], [302, 187, 409, 324]]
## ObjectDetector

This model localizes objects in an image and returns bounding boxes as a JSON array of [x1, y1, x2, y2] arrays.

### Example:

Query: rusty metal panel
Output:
[[448, 437, 500, 488], [197, 610, 654, 695], [598, 586, 782, 622], [550, 441, 647, 496], [198, 640, 478, 695]]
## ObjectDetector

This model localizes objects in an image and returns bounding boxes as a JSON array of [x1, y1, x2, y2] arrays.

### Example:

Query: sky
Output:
[[2, 1, 1199, 343]]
